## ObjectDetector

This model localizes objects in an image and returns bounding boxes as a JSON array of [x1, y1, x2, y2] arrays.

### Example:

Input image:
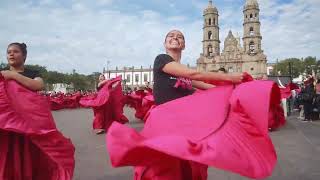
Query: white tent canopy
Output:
[[292, 75, 303, 84]]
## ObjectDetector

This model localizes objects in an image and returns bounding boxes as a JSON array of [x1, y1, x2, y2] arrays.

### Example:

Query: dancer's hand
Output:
[[0, 70, 17, 80], [226, 73, 243, 83]]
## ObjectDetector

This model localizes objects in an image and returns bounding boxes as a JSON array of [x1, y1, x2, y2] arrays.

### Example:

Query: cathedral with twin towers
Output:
[[106, 0, 267, 87], [197, 0, 267, 78]]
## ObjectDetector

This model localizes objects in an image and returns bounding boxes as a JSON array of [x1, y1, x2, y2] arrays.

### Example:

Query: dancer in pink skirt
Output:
[[0, 43, 75, 180], [106, 30, 283, 179], [80, 76, 128, 134]]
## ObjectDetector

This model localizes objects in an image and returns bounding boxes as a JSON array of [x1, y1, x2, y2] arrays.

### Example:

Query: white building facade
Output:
[[52, 83, 74, 93], [267, 63, 275, 75], [104, 66, 153, 88]]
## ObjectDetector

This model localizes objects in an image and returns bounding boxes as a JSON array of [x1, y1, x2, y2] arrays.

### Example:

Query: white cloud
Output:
[[169, 3, 175, 8], [204, 0, 320, 62], [259, 0, 320, 61], [97, 0, 113, 6], [0, 0, 319, 74], [0, 1, 202, 74]]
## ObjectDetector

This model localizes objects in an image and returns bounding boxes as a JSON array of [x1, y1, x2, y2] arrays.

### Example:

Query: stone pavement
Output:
[[52, 108, 320, 180]]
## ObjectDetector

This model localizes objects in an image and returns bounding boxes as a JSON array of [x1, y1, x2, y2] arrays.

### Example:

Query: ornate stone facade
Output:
[[197, 0, 267, 78]]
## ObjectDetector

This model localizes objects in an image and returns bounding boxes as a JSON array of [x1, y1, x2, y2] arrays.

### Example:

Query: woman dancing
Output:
[[1, 43, 44, 90], [106, 30, 282, 180], [80, 74, 128, 134], [0, 43, 75, 180]]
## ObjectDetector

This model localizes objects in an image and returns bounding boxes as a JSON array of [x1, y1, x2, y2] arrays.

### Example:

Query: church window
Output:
[[255, 13, 257, 17], [249, 42, 255, 53], [251, 67, 254, 71], [246, 14, 247, 18], [250, 14, 254, 21], [228, 67, 234, 73], [213, 18, 216, 25], [249, 27, 254, 35], [208, 18, 212, 25], [208, 31, 212, 40], [208, 45, 213, 56]]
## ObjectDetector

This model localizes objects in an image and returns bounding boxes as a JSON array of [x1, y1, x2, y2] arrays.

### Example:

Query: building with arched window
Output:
[[197, 0, 267, 78]]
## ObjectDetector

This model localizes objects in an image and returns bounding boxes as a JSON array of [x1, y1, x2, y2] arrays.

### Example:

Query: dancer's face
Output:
[[99, 75, 105, 82], [164, 30, 185, 51], [7, 45, 25, 67]]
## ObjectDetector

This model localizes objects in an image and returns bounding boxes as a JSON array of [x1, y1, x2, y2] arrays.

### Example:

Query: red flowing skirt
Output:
[[80, 76, 128, 131], [0, 75, 75, 180], [107, 80, 285, 180]]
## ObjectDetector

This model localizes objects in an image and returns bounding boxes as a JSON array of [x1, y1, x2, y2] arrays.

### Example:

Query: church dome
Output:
[[203, 0, 218, 14], [244, 0, 259, 8]]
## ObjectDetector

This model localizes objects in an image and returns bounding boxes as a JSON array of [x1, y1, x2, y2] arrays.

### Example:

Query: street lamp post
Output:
[[288, 61, 293, 81], [276, 58, 279, 75], [106, 60, 110, 79], [288, 61, 293, 116]]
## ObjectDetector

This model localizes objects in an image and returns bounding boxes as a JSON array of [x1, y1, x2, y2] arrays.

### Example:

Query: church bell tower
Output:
[[243, 0, 262, 55], [202, 0, 220, 58]]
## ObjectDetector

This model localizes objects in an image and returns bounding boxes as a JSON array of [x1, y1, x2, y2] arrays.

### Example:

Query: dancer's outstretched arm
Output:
[[162, 61, 243, 83], [192, 80, 215, 90]]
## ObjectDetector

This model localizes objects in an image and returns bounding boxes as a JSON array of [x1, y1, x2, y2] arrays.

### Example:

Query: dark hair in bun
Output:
[[8, 42, 28, 60]]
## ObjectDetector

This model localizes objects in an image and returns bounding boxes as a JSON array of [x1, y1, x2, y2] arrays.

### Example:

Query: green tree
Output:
[[272, 58, 304, 77], [272, 56, 319, 78], [1, 62, 101, 91], [303, 56, 317, 75], [0, 62, 7, 70], [46, 71, 68, 85], [87, 72, 101, 90], [25, 64, 48, 78]]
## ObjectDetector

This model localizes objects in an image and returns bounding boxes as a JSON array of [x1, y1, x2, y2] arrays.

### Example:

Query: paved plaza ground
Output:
[[52, 108, 320, 180]]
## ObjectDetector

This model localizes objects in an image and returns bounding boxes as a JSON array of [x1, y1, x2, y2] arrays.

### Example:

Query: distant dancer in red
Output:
[[79, 74, 128, 134], [95, 74, 109, 134]]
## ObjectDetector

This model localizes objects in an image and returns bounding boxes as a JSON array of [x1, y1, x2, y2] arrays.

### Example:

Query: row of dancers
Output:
[[0, 30, 285, 180]]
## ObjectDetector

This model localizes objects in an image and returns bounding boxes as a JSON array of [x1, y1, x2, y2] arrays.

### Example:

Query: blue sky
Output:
[[0, 0, 319, 74]]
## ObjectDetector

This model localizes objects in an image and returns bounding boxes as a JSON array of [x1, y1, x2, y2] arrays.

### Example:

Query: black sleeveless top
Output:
[[1, 67, 40, 79], [19, 69, 40, 79], [153, 54, 194, 105]]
